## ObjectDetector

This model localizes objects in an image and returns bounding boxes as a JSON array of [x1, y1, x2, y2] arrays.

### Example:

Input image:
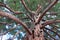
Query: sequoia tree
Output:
[[0, 0, 60, 40]]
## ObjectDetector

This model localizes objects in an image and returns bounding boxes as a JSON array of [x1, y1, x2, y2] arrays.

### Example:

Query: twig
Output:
[[0, 11, 32, 35], [46, 12, 57, 15], [26, 13, 34, 22], [0, 22, 11, 26], [45, 27, 60, 37], [12, 30, 21, 39], [0, 2, 15, 13], [13, 11, 23, 14], [20, 0, 32, 13], [0, 2, 23, 14], [3, 26, 17, 35], [36, 4, 41, 13], [35, 0, 58, 25], [44, 30, 56, 40], [20, 0, 35, 22], [47, 0, 52, 4], [51, 24, 59, 29]]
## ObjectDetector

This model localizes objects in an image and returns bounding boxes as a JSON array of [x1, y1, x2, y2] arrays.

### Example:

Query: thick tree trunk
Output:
[[23, 24, 45, 40]]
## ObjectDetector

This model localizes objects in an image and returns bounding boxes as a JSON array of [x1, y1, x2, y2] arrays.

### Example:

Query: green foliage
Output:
[[0, 0, 60, 40]]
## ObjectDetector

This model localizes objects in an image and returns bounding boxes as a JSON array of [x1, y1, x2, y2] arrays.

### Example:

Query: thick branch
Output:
[[35, 0, 58, 25], [42, 20, 60, 27], [0, 1, 34, 18], [45, 27, 60, 37], [41, 20, 60, 29], [44, 30, 56, 40], [0, 2, 35, 23], [0, 11, 32, 35]]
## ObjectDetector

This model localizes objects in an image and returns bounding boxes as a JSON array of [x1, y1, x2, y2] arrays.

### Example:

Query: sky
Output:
[[0, 32, 25, 40]]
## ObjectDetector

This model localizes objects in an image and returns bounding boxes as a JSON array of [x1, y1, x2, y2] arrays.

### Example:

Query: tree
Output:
[[0, 0, 60, 40]]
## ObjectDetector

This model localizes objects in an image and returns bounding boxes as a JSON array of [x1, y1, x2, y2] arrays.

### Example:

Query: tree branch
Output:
[[3, 26, 17, 35], [20, 0, 32, 13], [36, 4, 42, 13], [0, 2, 15, 13], [0, 22, 11, 25], [0, 2, 23, 14], [35, 0, 58, 25], [46, 12, 57, 15], [41, 20, 60, 29], [48, 0, 52, 4], [0, 11, 32, 35], [45, 27, 60, 37], [20, 0, 35, 22], [42, 20, 60, 27], [26, 13, 34, 21], [0, 2, 35, 23], [44, 30, 56, 40], [12, 30, 22, 39], [36, 4, 41, 13]]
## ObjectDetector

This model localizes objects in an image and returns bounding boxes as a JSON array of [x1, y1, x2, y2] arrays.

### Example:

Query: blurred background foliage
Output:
[[0, 0, 60, 40]]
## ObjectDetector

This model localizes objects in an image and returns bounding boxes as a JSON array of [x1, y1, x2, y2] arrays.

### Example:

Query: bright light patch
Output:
[[6, 25, 9, 29], [45, 25, 51, 29], [20, 32, 25, 37]]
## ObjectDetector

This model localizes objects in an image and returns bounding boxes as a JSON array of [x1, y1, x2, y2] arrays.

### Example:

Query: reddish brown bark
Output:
[[23, 24, 45, 40], [0, 0, 59, 40]]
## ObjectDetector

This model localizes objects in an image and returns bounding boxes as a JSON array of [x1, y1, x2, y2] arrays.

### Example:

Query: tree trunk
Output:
[[23, 24, 45, 40]]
